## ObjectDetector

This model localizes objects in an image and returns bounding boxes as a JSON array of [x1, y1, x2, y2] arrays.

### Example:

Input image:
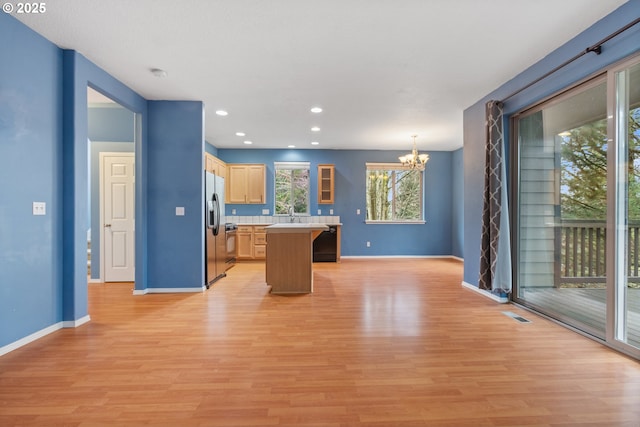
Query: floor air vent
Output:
[[502, 311, 531, 323]]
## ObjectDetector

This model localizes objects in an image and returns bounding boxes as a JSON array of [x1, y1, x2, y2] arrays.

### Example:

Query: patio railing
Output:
[[555, 220, 640, 285]]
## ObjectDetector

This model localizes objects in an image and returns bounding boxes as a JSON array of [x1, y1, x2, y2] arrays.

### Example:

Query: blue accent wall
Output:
[[462, 1, 640, 287], [451, 148, 464, 258], [62, 50, 147, 318], [88, 106, 135, 142], [147, 101, 205, 289], [0, 13, 148, 350], [219, 149, 454, 256], [0, 12, 64, 347]]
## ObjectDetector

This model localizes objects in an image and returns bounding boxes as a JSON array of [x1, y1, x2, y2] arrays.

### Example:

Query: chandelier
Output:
[[399, 134, 429, 171]]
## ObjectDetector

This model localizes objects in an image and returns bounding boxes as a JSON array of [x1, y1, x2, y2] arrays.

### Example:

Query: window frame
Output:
[[274, 161, 311, 216], [365, 162, 425, 224]]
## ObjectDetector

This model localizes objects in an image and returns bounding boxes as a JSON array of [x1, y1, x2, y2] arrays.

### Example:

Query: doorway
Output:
[[87, 87, 136, 283], [513, 55, 640, 359]]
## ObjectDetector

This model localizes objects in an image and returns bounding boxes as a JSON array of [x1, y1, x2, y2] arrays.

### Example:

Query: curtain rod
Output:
[[499, 17, 640, 104]]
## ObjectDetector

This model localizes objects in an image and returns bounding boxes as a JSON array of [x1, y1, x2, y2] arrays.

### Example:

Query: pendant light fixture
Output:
[[399, 134, 429, 170]]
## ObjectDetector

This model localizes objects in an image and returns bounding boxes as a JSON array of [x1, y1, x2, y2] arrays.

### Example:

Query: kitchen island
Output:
[[265, 223, 329, 294]]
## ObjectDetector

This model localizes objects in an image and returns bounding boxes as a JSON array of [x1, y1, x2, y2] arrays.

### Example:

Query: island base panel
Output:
[[266, 233, 313, 294]]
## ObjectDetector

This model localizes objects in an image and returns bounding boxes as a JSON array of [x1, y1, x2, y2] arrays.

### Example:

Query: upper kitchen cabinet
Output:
[[227, 164, 266, 204], [318, 164, 335, 204], [205, 153, 226, 179]]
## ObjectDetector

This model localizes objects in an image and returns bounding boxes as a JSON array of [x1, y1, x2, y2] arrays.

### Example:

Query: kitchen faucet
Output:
[[288, 205, 296, 222]]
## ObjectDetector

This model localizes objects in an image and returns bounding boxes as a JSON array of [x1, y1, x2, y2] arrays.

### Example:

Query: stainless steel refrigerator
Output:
[[205, 171, 226, 288]]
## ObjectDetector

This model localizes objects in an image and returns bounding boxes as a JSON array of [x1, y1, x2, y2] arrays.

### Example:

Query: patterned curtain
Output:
[[479, 100, 512, 295]]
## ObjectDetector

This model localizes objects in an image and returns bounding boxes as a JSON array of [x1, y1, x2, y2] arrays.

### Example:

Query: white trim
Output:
[[274, 161, 310, 170], [0, 316, 91, 357], [450, 256, 464, 262], [62, 315, 91, 328], [366, 162, 418, 171], [365, 220, 426, 225], [133, 286, 206, 295], [462, 281, 509, 303], [88, 278, 103, 284], [341, 255, 463, 260]]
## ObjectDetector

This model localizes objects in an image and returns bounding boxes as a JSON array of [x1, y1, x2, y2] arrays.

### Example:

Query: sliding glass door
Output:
[[514, 55, 640, 358], [609, 60, 640, 351]]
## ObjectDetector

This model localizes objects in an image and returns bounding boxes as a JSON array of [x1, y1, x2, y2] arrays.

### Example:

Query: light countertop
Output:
[[265, 223, 329, 233]]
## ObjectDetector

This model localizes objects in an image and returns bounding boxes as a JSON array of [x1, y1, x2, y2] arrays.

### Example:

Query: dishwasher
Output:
[[313, 225, 338, 262]]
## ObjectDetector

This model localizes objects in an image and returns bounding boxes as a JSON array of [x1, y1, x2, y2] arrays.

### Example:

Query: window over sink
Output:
[[274, 162, 310, 215]]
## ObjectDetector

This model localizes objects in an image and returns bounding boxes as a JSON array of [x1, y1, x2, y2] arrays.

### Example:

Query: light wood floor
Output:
[[1, 259, 639, 427]]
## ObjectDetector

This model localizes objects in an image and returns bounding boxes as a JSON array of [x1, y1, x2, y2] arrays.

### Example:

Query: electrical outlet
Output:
[[366, 241, 371, 247], [262, 209, 270, 215], [356, 209, 361, 215], [33, 202, 46, 216], [317, 209, 322, 215], [176, 207, 185, 216], [329, 209, 334, 214], [232, 209, 237, 215]]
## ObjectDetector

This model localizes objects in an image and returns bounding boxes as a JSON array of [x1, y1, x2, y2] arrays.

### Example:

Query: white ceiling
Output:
[[15, 0, 628, 151]]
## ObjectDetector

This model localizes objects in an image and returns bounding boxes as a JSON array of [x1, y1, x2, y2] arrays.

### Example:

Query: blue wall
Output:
[[147, 101, 205, 289], [0, 13, 64, 347], [219, 149, 454, 256], [462, 1, 640, 286], [0, 12, 148, 350], [88, 106, 135, 142], [451, 148, 464, 258], [62, 50, 148, 320]]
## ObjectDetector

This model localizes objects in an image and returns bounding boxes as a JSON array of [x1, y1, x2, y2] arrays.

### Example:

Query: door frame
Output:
[[99, 151, 135, 282]]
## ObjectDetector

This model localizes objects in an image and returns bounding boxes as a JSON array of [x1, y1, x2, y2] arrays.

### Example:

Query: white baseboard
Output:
[[462, 281, 509, 303], [62, 315, 91, 328], [133, 286, 206, 295], [0, 315, 91, 357], [341, 255, 463, 260]]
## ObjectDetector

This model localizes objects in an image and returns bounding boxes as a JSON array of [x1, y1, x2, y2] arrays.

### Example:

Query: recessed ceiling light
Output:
[[310, 107, 323, 113], [244, 140, 253, 145], [151, 68, 168, 78], [288, 145, 295, 148], [311, 126, 320, 132], [236, 132, 246, 137], [215, 110, 228, 116], [311, 141, 319, 145]]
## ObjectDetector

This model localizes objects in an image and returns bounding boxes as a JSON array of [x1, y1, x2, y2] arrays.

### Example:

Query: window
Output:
[[365, 163, 424, 223], [274, 162, 310, 215]]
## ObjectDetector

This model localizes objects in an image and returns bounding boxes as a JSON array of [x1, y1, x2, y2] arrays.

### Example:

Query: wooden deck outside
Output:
[[519, 287, 640, 347]]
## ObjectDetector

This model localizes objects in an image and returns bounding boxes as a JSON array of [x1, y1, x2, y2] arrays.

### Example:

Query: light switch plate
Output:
[[33, 202, 46, 216], [317, 209, 322, 215], [356, 209, 361, 215], [329, 209, 334, 215], [176, 207, 185, 216], [232, 209, 237, 215]]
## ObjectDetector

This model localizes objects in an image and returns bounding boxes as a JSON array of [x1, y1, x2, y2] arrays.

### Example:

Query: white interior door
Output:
[[101, 153, 135, 282]]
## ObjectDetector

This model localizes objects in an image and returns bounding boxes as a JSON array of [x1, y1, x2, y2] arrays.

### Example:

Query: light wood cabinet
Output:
[[204, 153, 226, 179], [226, 164, 266, 204], [237, 226, 254, 259], [318, 164, 335, 204], [236, 225, 267, 260]]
